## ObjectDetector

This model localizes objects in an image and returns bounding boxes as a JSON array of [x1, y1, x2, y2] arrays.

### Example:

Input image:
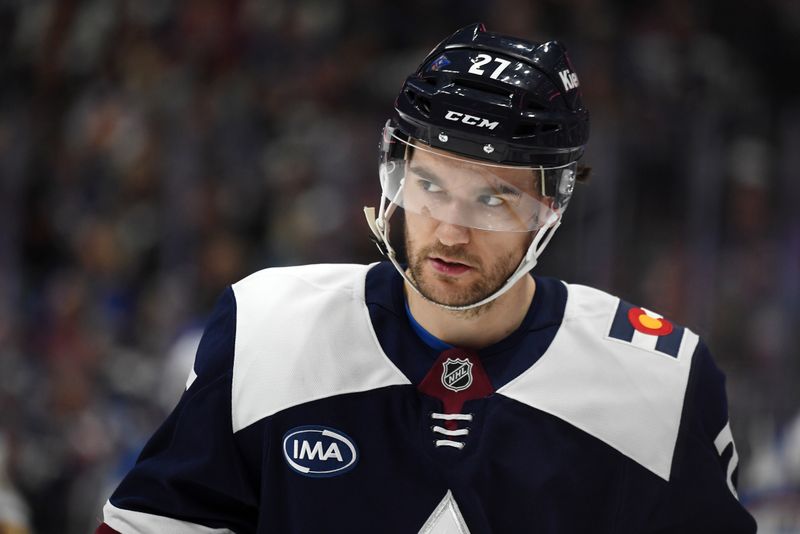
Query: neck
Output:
[[405, 275, 536, 350]]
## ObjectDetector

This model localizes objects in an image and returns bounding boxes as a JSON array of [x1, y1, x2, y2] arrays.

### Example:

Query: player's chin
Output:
[[424, 270, 476, 292], [429, 292, 486, 308], [420, 279, 484, 307]]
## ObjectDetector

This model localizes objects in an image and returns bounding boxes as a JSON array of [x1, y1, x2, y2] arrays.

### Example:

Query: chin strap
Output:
[[364, 187, 562, 312], [363, 177, 418, 302]]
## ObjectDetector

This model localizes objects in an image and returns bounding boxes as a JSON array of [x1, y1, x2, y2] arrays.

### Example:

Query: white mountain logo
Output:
[[418, 490, 470, 534]]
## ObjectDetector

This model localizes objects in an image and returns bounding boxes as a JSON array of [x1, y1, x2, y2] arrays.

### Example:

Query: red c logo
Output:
[[628, 307, 673, 336]]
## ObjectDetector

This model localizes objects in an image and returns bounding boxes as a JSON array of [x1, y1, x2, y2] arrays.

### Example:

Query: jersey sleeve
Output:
[[634, 339, 757, 533], [99, 288, 258, 533]]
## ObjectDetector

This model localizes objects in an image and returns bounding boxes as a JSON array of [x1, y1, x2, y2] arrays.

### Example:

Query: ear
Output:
[[576, 164, 592, 183]]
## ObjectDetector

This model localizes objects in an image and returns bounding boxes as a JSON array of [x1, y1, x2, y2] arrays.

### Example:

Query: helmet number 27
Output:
[[468, 54, 511, 80]]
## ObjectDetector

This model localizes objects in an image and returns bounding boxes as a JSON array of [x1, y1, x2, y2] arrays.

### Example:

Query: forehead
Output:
[[408, 143, 537, 191]]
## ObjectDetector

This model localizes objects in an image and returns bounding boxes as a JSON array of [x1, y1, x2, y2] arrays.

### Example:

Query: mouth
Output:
[[428, 256, 474, 276]]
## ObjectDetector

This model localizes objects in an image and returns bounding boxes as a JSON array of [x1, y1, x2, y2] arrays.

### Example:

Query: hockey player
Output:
[[97, 24, 757, 533]]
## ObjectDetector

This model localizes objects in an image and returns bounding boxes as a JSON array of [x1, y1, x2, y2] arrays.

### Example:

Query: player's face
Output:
[[403, 147, 536, 308]]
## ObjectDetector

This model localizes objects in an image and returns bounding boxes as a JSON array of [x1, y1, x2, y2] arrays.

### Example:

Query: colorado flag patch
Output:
[[608, 300, 684, 358]]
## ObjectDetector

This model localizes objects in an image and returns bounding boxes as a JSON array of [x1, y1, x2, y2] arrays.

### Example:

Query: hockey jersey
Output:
[[99, 262, 757, 533]]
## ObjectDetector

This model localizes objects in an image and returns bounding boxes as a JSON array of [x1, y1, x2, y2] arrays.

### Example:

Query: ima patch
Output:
[[430, 54, 451, 72], [282, 426, 358, 478], [441, 358, 473, 392], [608, 300, 684, 358]]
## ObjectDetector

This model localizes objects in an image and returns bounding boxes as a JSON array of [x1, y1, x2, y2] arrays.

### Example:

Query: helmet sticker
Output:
[[444, 110, 500, 130], [430, 54, 451, 71], [558, 68, 580, 91], [468, 53, 511, 80]]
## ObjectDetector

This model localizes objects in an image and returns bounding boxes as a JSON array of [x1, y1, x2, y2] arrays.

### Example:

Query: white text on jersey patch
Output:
[[282, 426, 358, 478]]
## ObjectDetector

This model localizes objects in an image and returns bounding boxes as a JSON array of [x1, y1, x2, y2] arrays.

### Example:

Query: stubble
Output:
[[404, 231, 524, 318]]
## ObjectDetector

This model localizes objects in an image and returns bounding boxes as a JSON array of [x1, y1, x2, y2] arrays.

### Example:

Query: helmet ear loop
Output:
[[502, 213, 560, 287], [378, 202, 399, 260], [375, 141, 410, 255], [371, 167, 403, 259], [529, 214, 561, 262], [375, 189, 433, 305], [514, 169, 562, 275]]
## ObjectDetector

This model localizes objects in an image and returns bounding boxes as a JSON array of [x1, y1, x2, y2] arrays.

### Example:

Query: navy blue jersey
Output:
[[100, 262, 756, 533]]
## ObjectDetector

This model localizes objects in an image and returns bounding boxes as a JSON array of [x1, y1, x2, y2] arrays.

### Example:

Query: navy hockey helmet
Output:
[[392, 22, 589, 167]]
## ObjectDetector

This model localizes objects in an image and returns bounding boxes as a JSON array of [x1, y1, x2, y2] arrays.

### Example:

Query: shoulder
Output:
[[187, 264, 373, 388], [229, 263, 408, 432], [229, 263, 377, 365], [185, 287, 237, 391], [559, 282, 617, 317], [561, 282, 695, 359], [232, 263, 374, 300], [500, 281, 701, 480], [562, 283, 728, 417]]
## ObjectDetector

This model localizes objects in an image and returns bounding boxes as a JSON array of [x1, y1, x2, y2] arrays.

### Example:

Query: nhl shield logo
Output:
[[441, 358, 473, 392]]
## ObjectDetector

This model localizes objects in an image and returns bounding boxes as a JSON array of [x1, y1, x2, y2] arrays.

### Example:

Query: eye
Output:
[[478, 194, 505, 207], [418, 179, 444, 193]]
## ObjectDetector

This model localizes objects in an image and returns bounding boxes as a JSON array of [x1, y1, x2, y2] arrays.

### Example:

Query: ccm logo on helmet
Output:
[[558, 69, 580, 91], [444, 110, 499, 130]]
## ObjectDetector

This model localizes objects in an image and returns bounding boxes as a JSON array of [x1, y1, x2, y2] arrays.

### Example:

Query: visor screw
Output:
[[483, 143, 495, 154], [438, 132, 449, 143]]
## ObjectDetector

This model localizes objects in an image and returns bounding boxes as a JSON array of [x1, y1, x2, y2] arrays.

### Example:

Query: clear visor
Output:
[[380, 133, 577, 232]]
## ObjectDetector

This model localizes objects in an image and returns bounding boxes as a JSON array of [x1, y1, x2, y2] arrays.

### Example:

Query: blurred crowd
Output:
[[0, 0, 798, 532]]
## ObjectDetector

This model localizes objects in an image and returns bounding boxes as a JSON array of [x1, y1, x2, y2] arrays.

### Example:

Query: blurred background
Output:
[[0, 0, 798, 532]]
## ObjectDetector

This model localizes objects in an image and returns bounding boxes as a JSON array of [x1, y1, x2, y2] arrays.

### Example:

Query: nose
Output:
[[434, 219, 471, 246]]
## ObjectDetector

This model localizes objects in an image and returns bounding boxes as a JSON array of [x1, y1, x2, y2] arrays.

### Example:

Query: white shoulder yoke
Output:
[[231, 264, 410, 432], [498, 283, 698, 481]]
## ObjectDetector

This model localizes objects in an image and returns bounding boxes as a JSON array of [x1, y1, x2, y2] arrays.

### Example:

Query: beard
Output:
[[404, 227, 525, 316]]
